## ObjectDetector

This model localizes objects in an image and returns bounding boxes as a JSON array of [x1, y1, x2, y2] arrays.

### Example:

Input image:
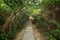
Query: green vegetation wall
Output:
[[0, 0, 30, 40], [33, 0, 60, 40]]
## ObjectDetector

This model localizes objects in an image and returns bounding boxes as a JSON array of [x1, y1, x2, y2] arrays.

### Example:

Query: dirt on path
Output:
[[33, 24, 47, 40], [14, 21, 29, 40], [14, 21, 46, 40], [14, 28, 26, 40]]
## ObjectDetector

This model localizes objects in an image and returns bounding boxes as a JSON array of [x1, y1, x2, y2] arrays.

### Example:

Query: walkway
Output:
[[22, 22, 35, 40], [14, 21, 46, 40]]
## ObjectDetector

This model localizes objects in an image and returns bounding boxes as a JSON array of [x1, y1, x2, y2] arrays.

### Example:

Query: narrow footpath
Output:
[[22, 21, 35, 40], [14, 17, 46, 40]]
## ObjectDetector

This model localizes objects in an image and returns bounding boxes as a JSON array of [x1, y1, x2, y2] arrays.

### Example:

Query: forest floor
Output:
[[14, 21, 46, 40]]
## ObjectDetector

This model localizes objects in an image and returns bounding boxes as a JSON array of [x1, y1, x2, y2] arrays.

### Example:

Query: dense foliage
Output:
[[0, 0, 30, 40], [0, 0, 60, 40], [33, 0, 60, 40]]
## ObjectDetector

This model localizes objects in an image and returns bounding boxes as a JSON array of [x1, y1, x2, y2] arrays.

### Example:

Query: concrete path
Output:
[[22, 22, 35, 40]]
